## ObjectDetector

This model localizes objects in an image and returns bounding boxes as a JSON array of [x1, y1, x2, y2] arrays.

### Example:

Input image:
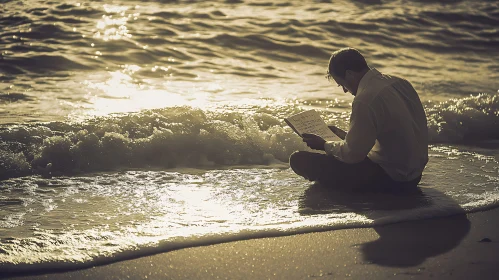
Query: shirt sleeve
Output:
[[324, 100, 378, 163]]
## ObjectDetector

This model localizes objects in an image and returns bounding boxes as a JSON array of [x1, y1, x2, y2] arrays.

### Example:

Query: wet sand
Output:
[[4, 208, 499, 280]]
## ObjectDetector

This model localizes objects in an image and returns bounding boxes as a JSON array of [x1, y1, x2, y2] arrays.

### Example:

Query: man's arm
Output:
[[328, 125, 346, 140], [324, 101, 378, 163]]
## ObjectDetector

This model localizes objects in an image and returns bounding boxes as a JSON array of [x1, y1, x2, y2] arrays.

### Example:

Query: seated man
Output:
[[290, 48, 428, 192]]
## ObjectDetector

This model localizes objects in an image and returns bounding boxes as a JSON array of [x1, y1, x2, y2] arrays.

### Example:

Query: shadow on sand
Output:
[[298, 183, 471, 267]]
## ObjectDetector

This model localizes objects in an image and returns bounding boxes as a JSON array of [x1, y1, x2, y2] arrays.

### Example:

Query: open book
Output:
[[284, 109, 341, 142]]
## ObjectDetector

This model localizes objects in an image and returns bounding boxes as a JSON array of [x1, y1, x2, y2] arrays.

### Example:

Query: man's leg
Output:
[[289, 151, 422, 192], [289, 151, 384, 190], [289, 151, 327, 181]]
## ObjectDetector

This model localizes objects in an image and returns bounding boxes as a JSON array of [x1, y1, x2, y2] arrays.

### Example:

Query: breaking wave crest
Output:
[[1, 93, 498, 180]]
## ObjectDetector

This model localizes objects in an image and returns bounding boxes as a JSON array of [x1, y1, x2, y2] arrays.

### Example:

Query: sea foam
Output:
[[0, 93, 498, 180]]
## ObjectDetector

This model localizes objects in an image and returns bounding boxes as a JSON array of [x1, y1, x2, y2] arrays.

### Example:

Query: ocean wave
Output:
[[1, 55, 91, 73], [420, 10, 499, 27], [0, 106, 298, 180], [0, 15, 32, 29], [426, 93, 499, 143], [0, 93, 33, 102], [2, 0, 497, 74], [200, 33, 330, 60], [0, 94, 498, 180], [1, 0, 497, 101]]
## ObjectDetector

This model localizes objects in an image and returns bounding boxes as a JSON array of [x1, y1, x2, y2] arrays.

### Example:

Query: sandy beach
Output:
[[3, 207, 498, 280]]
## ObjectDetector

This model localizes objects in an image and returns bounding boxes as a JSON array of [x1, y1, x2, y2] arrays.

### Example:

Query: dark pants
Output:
[[289, 151, 421, 192]]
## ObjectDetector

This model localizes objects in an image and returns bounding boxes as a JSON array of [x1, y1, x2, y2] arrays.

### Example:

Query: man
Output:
[[289, 48, 428, 192]]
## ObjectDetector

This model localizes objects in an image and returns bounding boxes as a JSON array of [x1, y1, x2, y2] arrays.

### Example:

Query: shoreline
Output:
[[4, 207, 499, 280]]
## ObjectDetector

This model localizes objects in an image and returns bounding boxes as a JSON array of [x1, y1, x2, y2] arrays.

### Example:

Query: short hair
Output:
[[327, 48, 368, 80]]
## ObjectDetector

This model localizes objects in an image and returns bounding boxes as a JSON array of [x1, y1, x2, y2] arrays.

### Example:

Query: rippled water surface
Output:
[[1, 0, 499, 273], [1, 0, 498, 122]]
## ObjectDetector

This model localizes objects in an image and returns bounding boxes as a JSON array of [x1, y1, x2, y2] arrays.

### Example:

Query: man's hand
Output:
[[302, 133, 326, 151], [328, 125, 347, 140]]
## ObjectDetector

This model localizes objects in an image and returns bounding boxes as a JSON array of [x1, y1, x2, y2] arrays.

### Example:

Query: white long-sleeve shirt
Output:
[[324, 68, 428, 182]]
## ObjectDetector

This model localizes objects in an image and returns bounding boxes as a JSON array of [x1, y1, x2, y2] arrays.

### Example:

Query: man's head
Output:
[[326, 48, 370, 96]]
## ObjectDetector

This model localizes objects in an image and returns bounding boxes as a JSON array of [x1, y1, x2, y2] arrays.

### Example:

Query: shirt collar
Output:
[[356, 68, 380, 96]]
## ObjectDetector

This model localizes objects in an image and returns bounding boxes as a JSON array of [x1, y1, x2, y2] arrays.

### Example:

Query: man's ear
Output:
[[344, 70, 353, 81]]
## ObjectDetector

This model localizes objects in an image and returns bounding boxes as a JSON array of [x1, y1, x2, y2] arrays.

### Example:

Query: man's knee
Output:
[[289, 151, 305, 170], [289, 150, 305, 163], [289, 151, 316, 178]]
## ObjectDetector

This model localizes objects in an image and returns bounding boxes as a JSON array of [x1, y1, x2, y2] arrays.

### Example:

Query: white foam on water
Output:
[[0, 93, 498, 180], [0, 144, 497, 273]]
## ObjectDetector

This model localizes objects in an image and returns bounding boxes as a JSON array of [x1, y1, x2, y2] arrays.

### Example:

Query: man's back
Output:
[[356, 69, 428, 181]]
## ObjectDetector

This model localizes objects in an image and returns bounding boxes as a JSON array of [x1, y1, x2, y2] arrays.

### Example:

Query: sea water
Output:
[[1, 0, 498, 273]]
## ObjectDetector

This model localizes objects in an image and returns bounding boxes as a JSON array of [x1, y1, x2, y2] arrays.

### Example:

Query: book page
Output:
[[284, 110, 341, 142]]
